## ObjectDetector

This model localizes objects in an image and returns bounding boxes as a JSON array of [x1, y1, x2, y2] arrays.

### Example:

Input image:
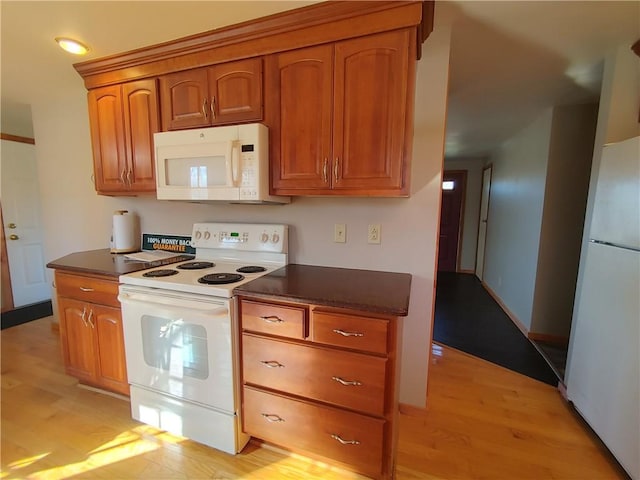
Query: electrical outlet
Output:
[[368, 224, 381, 244], [334, 224, 346, 243]]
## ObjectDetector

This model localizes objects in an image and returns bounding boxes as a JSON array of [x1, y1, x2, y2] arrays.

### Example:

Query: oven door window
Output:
[[141, 315, 209, 380]]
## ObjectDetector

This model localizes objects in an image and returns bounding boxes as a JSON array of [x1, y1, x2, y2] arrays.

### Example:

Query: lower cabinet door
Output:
[[93, 304, 129, 395], [58, 297, 97, 383], [243, 386, 384, 479]]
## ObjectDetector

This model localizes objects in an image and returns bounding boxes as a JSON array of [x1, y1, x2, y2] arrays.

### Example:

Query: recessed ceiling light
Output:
[[55, 37, 90, 55]]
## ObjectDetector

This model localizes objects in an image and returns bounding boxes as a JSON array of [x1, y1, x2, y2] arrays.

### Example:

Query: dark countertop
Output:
[[46, 248, 193, 278], [234, 264, 412, 316]]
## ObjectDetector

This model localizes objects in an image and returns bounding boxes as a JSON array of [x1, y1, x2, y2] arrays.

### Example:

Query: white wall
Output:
[[483, 109, 553, 331], [31, 28, 451, 407], [442, 157, 484, 272], [530, 103, 598, 337]]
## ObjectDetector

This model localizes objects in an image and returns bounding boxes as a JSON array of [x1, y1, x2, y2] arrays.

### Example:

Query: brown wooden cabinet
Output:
[[55, 271, 129, 396], [159, 57, 263, 131], [268, 29, 415, 196], [88, 79, 159, 195], [239, 296, 402, 479]]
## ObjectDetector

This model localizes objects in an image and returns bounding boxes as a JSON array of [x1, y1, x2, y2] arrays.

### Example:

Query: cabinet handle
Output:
[[105, 318, 118, 325], [126, 167, 132, 186], [323, 158, 328, 183], [120, 168, 126, 184], [332, 376, 363, 386], [87, 309, 95, 328], [331, 434, 360, 445], [81, 307, 88, 327], [334, 157, 340, 181], [79, 287, 94, 292], [261, 413, 285, 423], [332, 329, 364, 337], [260, 360, 284, 368], [202, 98, 208, 118], [211, 96, 216, 119], [260, 315, 283, 324]]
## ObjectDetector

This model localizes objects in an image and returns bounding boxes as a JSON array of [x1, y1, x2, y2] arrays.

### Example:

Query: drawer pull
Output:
[[79, 287, 95, 292], [331, 434, 360, 446], [260, 360, 284, 368], [261, 413, 285, 423], [332, 329, 364, 337], [260, 413, 284, 423], [332, 376, 363, 386], [260, 315, 284, 323]]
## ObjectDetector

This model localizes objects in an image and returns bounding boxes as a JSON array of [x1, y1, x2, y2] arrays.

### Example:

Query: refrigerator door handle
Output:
[[589, 239, 640, 253]]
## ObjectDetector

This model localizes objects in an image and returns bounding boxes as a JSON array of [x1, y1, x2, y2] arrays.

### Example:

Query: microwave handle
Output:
[[226, 140, 241, 187], [230, 140, 241, 186]]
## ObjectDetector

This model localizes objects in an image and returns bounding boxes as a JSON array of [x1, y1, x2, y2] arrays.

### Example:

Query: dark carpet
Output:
[[434, 272, 559, 386]]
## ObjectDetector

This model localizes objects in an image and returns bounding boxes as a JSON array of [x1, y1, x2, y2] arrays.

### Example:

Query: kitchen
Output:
[[1, 1, 638, 479]]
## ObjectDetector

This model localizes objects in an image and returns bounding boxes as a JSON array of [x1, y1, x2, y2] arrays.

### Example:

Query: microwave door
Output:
[[156, 142, 241, 201]]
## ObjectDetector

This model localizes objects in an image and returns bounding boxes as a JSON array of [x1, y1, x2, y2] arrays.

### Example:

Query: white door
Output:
[[0, 139, 50, 307], [475, 165, 492, 281]]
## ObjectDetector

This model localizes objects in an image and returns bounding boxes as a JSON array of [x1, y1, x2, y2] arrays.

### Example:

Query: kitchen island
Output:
[[234, 263, 411, 480]]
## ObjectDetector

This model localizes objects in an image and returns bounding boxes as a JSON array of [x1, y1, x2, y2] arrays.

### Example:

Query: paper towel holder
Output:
[[110, 210, 140, 254]]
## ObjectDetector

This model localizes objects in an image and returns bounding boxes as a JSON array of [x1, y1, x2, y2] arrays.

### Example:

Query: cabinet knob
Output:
[[9, 234, 19, 240], [7, 223, 16, 229]]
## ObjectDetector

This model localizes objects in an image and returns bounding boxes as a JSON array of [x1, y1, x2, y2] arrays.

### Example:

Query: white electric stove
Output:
[[118, 223, 287, 454]]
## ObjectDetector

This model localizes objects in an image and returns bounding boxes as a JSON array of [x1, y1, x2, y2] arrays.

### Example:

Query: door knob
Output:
[[7, 223, 16, 229], [9, 234, 19, 240]]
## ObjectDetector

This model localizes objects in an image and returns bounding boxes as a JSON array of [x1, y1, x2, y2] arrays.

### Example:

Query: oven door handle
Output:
[[118, 292, 229, 316]]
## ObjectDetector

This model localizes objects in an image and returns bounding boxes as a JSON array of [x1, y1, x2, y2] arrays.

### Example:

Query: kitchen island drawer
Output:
[[240, 299, 305, 339], [56, 271, 120, 307], [243, 333, 386, 415], [311, 309, 389, 355], [243, 386, 384, 479]]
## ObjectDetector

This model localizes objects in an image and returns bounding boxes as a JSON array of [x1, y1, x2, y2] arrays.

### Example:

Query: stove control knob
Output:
[[204, 231, 211, 240], [195, 231, 202, 240], [271, 233, 280, 244], [261, 233, 269, 243]]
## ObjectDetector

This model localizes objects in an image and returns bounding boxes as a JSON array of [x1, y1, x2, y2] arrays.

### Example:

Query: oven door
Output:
[[118, 285, 237, 413]]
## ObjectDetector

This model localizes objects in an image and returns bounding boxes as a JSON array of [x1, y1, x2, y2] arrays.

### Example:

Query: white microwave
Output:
[[154, 123, 289, 204]]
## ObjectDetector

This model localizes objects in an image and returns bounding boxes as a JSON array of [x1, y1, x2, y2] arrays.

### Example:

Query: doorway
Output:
[[438, 170, 466, 272], [475, 165, 492, 281]]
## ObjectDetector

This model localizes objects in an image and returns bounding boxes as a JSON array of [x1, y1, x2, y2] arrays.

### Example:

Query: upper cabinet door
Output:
[[208, 58, 263, 126], [268, 45, 334, 192], [160, 59, 263, 131], [159, 69, 210, 130], [333, 29, 412, 193], [122, 79, 160, 192], [88, 85, 128, 193]]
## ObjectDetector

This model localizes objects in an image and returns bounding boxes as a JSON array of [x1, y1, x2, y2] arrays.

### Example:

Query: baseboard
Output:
[[458, 269, 475, 274], [528, 332, 569, 347], [1, 300, 53, 330], [481, 282, 529, 336], [399, 402, 428, 417]]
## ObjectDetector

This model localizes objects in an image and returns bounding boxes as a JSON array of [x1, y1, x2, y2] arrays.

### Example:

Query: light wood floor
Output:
[[1, 318, 624, 479]]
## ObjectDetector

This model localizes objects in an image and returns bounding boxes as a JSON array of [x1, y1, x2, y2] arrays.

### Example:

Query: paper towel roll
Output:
[[110, 210, 140, 253]]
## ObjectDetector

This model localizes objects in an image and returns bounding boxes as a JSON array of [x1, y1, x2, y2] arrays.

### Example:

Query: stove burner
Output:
[[177, 261, 215, 270], [143, 269, 179, 278], [236, 265, 267, 274], [198, 273, 245, 285]]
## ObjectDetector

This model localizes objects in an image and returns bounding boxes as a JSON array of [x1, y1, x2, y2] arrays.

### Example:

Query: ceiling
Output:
[[1, 1, 639, 158]]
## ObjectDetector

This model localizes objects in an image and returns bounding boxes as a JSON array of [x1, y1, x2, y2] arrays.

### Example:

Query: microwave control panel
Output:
[[239, 144, 260, 200]]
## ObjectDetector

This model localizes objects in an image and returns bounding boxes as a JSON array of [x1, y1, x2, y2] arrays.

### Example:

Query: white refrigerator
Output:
[[566, 136, 639, 479]]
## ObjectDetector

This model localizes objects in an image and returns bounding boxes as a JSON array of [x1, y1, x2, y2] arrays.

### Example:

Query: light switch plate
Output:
[[334, 224, 346, 243]]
